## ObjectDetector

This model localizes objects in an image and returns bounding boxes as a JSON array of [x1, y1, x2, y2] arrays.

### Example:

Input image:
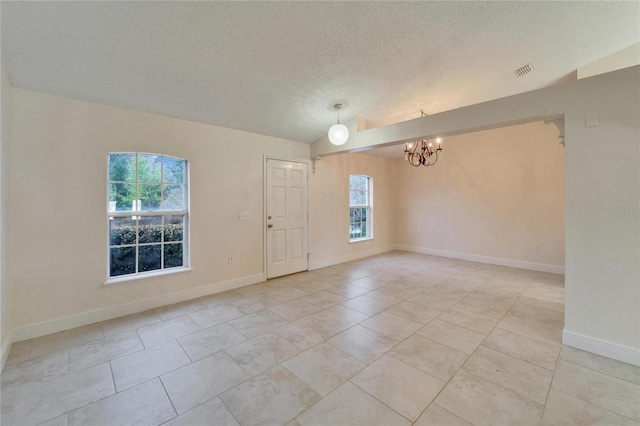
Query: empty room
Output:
[[0, 2, 639, 425]]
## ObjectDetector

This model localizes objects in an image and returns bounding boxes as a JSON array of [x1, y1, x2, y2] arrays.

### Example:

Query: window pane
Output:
[[162, 184, 185, 210], [139, 244, 161, 272], [163, 157, 185, 184], [138, 216, 162, 244], [109, 183, 136, 211], [138, 184, 161, 211], [109, 217, 136, 246], [110, 246, 136, 276], [138, 154, 162, 183], [164, 215, 184, 242], [109, 154, 136, 182], [164, 243, 183, 268]]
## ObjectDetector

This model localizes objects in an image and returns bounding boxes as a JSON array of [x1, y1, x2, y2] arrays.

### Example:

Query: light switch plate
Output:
[[239, 212, 249, 220]]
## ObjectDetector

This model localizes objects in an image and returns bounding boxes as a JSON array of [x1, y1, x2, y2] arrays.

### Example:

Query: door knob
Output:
[[268, 224, 273, 228], [268, 216, 272, 219]]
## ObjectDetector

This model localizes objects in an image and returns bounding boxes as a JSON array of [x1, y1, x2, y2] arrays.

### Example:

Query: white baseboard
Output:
[[309, 245, 396, 270], [563, 330, 640, 366], [12, 273, 266, 343], [1, 331, 12, 371], [394, 245, 565, 275]]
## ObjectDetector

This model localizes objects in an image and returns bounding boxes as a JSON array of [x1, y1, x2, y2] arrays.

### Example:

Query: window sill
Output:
[[349, 237, 374, 244], [104, 267, 192, 286]]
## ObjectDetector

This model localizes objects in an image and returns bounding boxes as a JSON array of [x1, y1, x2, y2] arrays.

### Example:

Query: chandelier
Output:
[[404, 137, 442, 167]]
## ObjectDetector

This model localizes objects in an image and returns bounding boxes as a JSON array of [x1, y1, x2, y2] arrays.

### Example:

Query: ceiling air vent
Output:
[[514, 62, 535, 78]]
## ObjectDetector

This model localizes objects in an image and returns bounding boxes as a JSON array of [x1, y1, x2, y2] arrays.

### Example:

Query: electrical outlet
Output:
[[228, 255, 235, 264], [2, 300, 6, 315], [534, 244, 540, 252]]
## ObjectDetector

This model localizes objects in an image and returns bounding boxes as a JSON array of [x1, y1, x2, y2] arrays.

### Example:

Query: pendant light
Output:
[[328, 103, 349, 146]]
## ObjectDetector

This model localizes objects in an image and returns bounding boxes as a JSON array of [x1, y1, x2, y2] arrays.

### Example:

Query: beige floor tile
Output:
[[164, 397, 239, 426], [198, 290, 243, 308], [69, 330, 143, 371], [462, 346, 553, 404], [4, 341, 33, 367], [311, 305, 369, 331], [328, 325, 398, 364], [302, 290, 348, 309], [220, 365, 321, 426], [455, 296, 513, 319], [101, 310, 162, 337], [541, 388, 640, 426], [266, 287, 309, 302], [276, 317, 340, 350], [552, 360, 639, 421], [29, 324, 105, 359], [328, 284, 371, 298], [229, 294, 281, 314], [225, 332, 300, 376], [296, 381, 411, 426], [188, 303, 245, 329], [161, 351, 249, 414], [384, 301, 441, 324], [235, 283, 271, 297], [37, 414, 68, 426], [351, 355, 446, 421], [365, 288, 410, 305], [291, 280, 336, 294], [497, 313, 563, 344], [524, 282, 565, 302], [177, 323, 246, 361], [11, 363, 115, 426], [1, 349, 69, 392], [413, 404, 472, 426], [439, 306, 499, 334], [341, 295, 394, 316], [154, 299, 207, 321], [416, 319, 485, 354], [436, 369, 544, 426], [390, 335, 468, 381], [518, 294, 565, 313], [360, 311, 422, 341], [227, 309, 290, 338], [283, 342, 365, 396], [408, 292, 459, 311], [559, 346, 640, 384], [482, 328, 560, 370], [349, 276, 389, 290], [509, 301, 565, 328], [137, 315, 201, 348], [67, 378, 175, 426], [269, 299, 323, 321], [110, 340, 191, 391]]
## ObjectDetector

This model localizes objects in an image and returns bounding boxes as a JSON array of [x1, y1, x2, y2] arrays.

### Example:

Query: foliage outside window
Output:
[[108, 153, 188, 279], [349, 174, 372, 241]]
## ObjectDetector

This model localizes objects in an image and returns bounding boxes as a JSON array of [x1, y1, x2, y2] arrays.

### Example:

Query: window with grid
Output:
[[349, 174, 372, 241], [108, 153, 188, 279]]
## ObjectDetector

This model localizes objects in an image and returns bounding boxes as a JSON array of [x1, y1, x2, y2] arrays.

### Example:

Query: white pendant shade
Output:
[[328, 123, 349, 146]]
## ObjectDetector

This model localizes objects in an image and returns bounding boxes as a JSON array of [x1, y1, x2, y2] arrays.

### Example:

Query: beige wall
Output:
[[8, 89, 309, 330], [1, 54, 12, 359], [395, 122, 565, 270], [309, 153, 396, 268]]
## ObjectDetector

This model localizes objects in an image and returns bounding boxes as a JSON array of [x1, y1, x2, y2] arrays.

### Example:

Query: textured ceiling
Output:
[[2, 2, 639, 143]]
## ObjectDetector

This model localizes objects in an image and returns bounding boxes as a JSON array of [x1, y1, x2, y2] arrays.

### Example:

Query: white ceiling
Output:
[[2, 2, 638, 144]]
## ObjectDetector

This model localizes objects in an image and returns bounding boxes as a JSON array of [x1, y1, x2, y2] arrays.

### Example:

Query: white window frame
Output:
[[106, 153, 190, 284], [349, 174, 373, 242]]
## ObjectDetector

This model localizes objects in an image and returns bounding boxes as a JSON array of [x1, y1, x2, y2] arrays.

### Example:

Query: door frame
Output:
[[263, 155, 311, 280]]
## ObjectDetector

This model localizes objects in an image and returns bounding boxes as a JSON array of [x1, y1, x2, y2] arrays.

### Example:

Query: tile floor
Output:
[[1, 251, 638, 426]]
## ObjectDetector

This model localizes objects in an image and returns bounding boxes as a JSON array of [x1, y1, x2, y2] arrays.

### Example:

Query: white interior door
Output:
[[266, 159, 308, 279]]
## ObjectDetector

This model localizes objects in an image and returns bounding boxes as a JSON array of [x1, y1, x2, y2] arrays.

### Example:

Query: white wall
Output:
[[1, 51, 13, 363], [395, 122, 565, 272], [9, 89, 309, 332], [309, 153, 396, 269], [578, 42, 640, 80]]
